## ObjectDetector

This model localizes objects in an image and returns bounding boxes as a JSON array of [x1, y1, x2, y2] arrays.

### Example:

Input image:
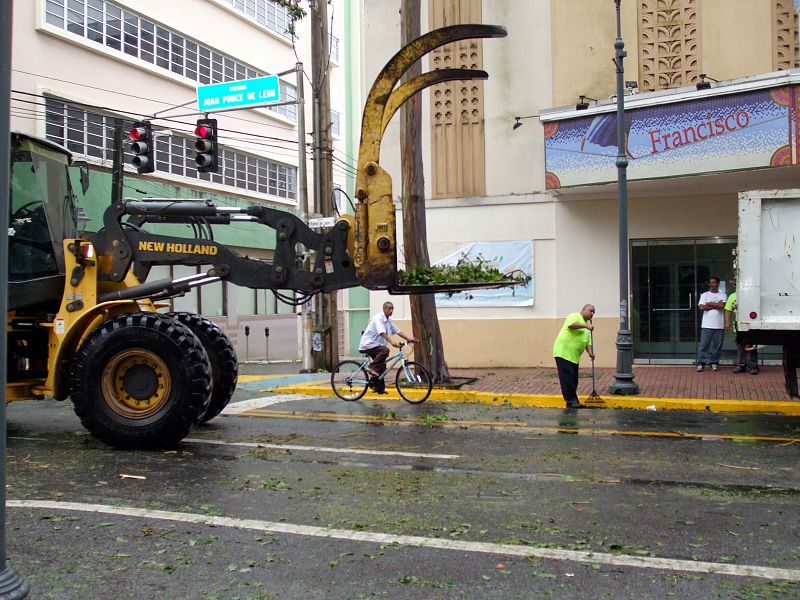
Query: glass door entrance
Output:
[[632, 238, 736, 363]]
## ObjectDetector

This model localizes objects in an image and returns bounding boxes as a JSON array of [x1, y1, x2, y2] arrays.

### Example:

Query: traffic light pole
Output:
[[0, 0, 31, 596], [111, 119, 124, 204]]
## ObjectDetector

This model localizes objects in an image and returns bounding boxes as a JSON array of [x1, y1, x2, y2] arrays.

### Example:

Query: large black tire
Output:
[[171, 312, 238, 423], [68, 313, 212, 450]]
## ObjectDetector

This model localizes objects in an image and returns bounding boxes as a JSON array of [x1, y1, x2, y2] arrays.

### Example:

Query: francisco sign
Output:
[[543, 86, 795, 189]]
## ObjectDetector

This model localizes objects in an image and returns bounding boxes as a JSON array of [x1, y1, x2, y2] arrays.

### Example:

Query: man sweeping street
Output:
[[553, 304, 596, 409]]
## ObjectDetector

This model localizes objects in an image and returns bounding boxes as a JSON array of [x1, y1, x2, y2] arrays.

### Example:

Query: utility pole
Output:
[[310, 0, 338, 371], [296, 61, 314, 372]]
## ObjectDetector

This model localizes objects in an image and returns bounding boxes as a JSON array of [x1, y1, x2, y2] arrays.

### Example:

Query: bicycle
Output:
[[330, 342, 432, 403]]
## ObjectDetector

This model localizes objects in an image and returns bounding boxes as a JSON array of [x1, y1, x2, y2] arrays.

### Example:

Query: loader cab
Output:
[[8, 132, 80, 312]]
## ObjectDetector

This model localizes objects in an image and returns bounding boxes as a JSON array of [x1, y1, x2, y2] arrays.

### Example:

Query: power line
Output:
[[11, 91, 303, 147], [14, 99, 353, 192], [331, 153, 358, 176], [11, 68, 300, 133], [10, 97, 305, 165], [12, 88, 355, 167]]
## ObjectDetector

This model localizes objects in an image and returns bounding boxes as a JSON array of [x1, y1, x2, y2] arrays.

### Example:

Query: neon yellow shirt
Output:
[[553, 312, 591, 364], [724, 292, 737, 333]]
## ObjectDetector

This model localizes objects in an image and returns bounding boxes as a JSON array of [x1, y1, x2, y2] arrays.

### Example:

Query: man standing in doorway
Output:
[[553, 304, 595, 409], [696, 276, 727, 372]]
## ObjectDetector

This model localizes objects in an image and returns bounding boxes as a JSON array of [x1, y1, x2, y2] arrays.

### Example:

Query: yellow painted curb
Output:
[[269, 383, 800, 416], [238, 374, 291, 382]]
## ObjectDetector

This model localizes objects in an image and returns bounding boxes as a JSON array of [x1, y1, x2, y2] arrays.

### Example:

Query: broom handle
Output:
[[590, 326, 596, 391]]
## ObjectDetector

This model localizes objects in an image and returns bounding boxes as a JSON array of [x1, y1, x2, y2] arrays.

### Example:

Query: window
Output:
[[44, 0, 297, 122], [145, 265, 225, 316], [199, 265, 225, 317], [172, 265, 200, 313], [45, 97, 298, 200], [330, 110, 340, 137], [44, 97, 128, 163], [221, 0, 293, 39], [240, 288, 294, 315], [237, 284, 256, 315], [273, 81, 297, 121]]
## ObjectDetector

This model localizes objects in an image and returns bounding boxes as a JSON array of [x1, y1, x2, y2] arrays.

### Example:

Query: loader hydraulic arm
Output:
[[352, 24, 506, 289], [90, 198, 358, 295], [87, 24, 508, 300]]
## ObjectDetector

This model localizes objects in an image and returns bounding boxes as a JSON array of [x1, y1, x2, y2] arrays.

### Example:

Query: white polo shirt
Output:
[[359, 312, 399, 351]]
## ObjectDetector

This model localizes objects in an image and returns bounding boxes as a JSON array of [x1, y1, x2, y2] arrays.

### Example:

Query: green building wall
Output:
[[70, 167, 279, 250], [344, 0, 370, 356]]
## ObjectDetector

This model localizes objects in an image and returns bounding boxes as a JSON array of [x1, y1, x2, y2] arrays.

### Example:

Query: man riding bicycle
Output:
[[359, 301, 418, 393]]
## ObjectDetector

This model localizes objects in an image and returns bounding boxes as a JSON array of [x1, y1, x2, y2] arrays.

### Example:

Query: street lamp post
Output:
[[608, 0, 640, 396]]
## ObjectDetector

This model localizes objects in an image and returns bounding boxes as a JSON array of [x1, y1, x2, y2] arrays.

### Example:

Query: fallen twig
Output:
[[718, 463, 759, 471]]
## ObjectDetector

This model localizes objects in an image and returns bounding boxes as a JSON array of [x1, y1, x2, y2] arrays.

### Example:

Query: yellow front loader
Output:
[[5, 25, 506, 449]]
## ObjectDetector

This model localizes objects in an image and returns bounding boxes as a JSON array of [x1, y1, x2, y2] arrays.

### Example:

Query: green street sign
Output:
[[197, 75, 281, 112]]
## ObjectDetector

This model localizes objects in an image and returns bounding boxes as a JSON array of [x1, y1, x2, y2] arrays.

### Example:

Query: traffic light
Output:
[[129, 121, 154, 174], [194, 118, 218, 173]]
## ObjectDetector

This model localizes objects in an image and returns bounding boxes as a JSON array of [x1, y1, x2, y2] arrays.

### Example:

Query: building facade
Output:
[[11, 0, 350, 361], [357, 0, 799, 369]]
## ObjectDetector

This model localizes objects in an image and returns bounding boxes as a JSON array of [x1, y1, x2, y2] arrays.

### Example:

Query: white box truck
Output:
[[737, 189, 800, 398]]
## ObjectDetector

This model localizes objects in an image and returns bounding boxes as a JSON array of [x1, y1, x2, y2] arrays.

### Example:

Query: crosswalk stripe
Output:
[[220, 394, 316, 415], [9, 500, 800, 581]]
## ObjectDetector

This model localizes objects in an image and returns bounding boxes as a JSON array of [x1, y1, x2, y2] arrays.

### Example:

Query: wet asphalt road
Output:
[[5, 376, 800, 599]]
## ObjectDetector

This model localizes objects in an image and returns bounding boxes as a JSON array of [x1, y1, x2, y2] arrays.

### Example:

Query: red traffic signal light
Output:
[[129, 121, 154, 174], [129, 126, 145, 141], [194, 118, 218, 173], [194, 124, 210, 138]]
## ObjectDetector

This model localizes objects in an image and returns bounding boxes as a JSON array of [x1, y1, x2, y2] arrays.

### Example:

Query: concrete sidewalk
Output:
[[237, 362, 800, 415]]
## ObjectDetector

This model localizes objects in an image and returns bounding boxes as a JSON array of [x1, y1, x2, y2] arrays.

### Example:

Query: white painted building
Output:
[[11, 0, 350, 361]]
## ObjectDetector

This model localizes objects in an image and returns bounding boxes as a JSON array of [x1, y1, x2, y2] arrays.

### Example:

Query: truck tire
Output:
[[170, 312, 238, 423], [68, 312, 212, 450]]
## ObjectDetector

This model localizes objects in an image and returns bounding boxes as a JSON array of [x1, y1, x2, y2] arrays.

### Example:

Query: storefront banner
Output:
[[544, 87, 795, 189], [434, 241, 534, 307]]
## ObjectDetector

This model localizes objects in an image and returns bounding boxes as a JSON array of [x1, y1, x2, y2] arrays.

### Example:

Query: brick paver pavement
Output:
[[452, 365, 794, 402]]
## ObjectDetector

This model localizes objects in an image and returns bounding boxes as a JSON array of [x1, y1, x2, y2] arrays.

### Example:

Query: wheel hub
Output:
[[101, 349, 172, 419], [122, 364, 159, 400]]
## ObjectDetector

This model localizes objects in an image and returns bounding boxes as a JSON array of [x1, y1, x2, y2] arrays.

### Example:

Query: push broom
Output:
[[585, 328, 605, 407]]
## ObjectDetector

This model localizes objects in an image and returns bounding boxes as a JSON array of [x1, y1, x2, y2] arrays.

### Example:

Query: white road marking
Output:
[[9, 500, 800, 582], [221, 394, 316, 414], [183, 437, 459, 459]]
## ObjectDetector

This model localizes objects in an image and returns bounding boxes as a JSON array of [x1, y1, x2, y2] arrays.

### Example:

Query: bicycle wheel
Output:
[[395, 361, 432, 404], [331, 360, 369, 401]]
